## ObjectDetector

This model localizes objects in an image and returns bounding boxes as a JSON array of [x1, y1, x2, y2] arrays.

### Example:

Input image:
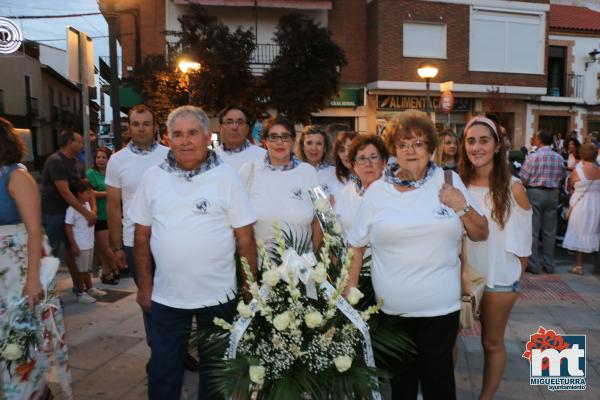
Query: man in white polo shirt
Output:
[[214, 105, 266, 171], [106, 104, 169, 349], [130, 106, 257, 400]]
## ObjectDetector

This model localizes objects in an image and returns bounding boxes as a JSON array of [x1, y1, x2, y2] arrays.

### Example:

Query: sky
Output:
[[0, 0, 110, 62]]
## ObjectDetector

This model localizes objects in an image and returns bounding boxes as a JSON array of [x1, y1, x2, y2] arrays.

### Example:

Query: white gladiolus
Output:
[[1, 343, 23, 361], [334, 355, 352, 372], [237, 302, 253, 319], [262, 269, 280, 287], [304, 311, 324, 329], [347, 287, 364, 305], [273, 311, 291, 331], [311, 264, 327, 284], [249, 365, 265, 384]]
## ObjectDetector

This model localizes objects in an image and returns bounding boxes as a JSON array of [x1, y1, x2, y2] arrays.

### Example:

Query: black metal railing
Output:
[[250, 44, 280, 65], [26, 96, 39, 117], [566, 74, 583, 98]]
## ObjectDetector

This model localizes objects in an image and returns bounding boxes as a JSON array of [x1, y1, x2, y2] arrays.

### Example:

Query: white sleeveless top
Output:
[[466, 177, 532, 288]]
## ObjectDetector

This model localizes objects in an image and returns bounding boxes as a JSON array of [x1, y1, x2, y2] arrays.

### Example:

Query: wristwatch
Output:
[[456, 204, 472, 217]]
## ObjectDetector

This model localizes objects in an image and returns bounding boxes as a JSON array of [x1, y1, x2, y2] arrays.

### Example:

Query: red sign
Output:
[[440, 91, 454, 114]]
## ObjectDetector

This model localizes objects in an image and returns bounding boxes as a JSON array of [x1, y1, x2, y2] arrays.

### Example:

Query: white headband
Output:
[[465, 116, 500, 141]]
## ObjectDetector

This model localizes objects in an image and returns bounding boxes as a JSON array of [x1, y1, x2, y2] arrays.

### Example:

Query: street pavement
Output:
[[49, 247, 599, 400]]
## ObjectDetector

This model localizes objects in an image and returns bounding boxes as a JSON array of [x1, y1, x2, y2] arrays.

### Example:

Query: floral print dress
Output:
[[0, 224, 72, 399]]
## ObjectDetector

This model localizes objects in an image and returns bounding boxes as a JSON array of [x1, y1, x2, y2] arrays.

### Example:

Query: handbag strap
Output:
[[571, 180, 592, 210], [445, 169, 471, 272], [444, 169, 453, 186], [245, 162, 256, 193]]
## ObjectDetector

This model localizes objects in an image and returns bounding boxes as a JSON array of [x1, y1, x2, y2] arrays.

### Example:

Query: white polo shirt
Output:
[[105, 144, 169, 246], [215, 144, 266, 172], [348, 168, 482, 317], [129, 163, 256, 309]]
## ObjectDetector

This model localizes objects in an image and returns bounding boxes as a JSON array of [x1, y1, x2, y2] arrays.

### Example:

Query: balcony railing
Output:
[[547, 74, 584, 98], [250, 44, 280, 65], [26, 96, 39, 117], [50, 105, 59, 122]]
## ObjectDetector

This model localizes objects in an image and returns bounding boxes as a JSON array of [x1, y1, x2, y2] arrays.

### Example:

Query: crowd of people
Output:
[[1, 102, 599, 400]]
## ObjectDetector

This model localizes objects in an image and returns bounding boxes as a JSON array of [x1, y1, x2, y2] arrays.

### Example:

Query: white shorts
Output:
[[75, 248, 94, 273]]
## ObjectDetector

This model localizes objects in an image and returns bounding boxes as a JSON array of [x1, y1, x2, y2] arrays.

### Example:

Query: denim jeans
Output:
[[148, 299, 236, 400]]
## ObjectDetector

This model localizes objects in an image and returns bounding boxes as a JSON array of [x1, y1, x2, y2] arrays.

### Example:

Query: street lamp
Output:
[[178, 60, 201, 73], [417, 65, 439, 117], [177, 60, 201, 104]]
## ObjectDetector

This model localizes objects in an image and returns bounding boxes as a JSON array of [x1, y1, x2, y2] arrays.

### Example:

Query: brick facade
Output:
[[367, 0, 548, 88], [328, 0, 367, 84]]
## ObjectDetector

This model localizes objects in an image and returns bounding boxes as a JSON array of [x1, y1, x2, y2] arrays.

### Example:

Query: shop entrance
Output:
[[539, 116, 569, 137]]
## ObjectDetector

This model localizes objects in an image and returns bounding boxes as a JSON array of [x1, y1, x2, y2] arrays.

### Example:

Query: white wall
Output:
[[550, 33, 600, 104], [165, 2, 328, 46], [39, 44, 67, 78]]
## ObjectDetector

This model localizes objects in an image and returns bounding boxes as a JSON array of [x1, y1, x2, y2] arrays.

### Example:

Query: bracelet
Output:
[[456, 204, 472, 217]]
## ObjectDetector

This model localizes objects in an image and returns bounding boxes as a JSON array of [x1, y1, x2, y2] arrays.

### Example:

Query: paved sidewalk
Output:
[[49, 248, 599, 399]]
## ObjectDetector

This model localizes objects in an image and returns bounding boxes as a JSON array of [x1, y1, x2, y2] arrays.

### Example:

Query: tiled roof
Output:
[[549, 4, 600, 33]]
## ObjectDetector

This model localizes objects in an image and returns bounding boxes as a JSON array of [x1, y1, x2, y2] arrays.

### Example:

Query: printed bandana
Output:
[[159, 149, 222, 181], [128, 141, 159, 155], [263, 153, 301, 171], [383, 160, 437, 188], [221, 139, 251, 155]]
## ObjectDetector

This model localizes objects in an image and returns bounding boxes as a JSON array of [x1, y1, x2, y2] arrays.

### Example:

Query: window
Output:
[[403, 22, 446, 59], [469, 8, 544, 74]]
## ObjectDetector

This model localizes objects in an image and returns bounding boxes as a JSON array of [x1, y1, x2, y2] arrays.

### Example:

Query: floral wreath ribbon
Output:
[[226, 188, 381, 400]]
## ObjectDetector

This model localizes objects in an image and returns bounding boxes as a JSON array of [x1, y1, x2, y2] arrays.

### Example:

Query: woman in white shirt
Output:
[[346, 110, 488, 400], [458, 116, 532, 400], [240, 117, 322, 254], [334, 134, 387, 237], [296, 125, 337, 198], [331, 130, 359, 203]]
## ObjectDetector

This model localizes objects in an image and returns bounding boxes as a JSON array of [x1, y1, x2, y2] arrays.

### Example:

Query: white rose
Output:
[[347, 287, 364, 306], [304, 311, 324, 329], [262, 269, 280, 287], [334, 355, 352, 372], [249, 365, 265, 385], [273, 311, 291, 331], [1, 343, 23, 361], [311, 264, 327, 284], [314, 198, 328, 212], [237, 302, 253, 319], [332, 221, 343, 235]]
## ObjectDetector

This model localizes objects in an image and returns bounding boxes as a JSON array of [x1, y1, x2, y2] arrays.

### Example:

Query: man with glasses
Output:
[[215, 106, 266, 171]]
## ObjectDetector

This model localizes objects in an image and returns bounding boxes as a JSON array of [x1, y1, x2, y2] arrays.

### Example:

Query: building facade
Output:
[[526, 3, 600, 143]]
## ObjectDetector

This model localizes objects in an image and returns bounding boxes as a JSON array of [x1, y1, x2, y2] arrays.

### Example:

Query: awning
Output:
[[174, 0, 332, 10], [119, 85, 143, 110]]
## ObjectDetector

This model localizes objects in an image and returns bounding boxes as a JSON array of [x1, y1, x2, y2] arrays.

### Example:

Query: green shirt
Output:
[[86, 168, 107, 221]]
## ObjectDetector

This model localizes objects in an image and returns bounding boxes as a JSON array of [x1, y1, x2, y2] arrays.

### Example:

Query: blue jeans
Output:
[[124, 245, 153, 347], [148, 299, 236, 400], [42, 213, 69, 255]]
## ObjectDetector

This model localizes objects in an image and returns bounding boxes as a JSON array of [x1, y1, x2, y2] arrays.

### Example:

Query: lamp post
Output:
[[178, 60, 201, 104], [417, 65, 439, 117]]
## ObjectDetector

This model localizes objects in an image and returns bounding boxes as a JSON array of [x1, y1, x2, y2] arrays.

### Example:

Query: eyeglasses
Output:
[[396, 140, 428, 152], [267, 134, 293, 143], [354, 155, 383, 165], [223, 119, 247, 127]]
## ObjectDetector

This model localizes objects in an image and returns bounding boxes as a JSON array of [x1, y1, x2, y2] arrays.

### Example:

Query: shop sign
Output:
[[440, 91, 454, 113], [377, 95, 472, 112], [329, 88, 363, 107]]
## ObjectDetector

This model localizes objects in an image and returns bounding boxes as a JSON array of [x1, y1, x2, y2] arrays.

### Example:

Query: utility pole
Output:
[[106, 12, 122, 149]]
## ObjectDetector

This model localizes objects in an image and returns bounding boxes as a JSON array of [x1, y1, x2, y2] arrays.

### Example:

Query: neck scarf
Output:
[[383, 160, 437, 189], [128, 141, 159, 155], [263, 153, 301, 171], [159, 149, 222, 181], [314, 161, 332, 171], [221, 139, 251, 154]]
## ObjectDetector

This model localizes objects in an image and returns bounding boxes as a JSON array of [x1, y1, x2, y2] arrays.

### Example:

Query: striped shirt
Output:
[[520, 146, 564, 189]]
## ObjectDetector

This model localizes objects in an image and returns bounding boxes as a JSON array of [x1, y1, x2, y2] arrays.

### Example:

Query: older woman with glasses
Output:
[[346, 110, 488, 400], [240, 117, 322, 253], [334, 134, 387, 237]]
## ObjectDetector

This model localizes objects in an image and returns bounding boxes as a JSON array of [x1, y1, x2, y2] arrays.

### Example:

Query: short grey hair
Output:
[[166, 106, 210, 137]]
